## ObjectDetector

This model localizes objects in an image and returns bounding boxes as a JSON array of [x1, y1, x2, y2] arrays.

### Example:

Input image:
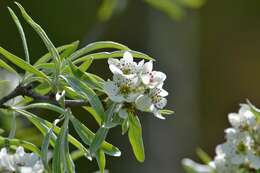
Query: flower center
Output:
[[236, 142, 247, 154], [120, 85, 131, 94]]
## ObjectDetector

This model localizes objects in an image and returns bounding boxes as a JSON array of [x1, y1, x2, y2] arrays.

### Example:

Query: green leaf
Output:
[[0, 59, 18, 75], [121, 118, 129, 135], [62, 76, 106, 121], [21, 103, 64, 114], [15, 2, 60, 64], [128, 114, 145, 162], [52, 122, 63, 173], [79, 57, 93, 72], [8, 7, 30, 63], [41, 119, 62, 171], [144, 0, 185, 20], [53, 113, 75, 173], [60, 41, 79, 60], [83, 106, 102, 126], [73, 50, 154, 64], [96, 150, 106, 173], [196, 148, 212, 164], [0, 47, 49, 81], [70, 41, 129, 60], [160, 109, 175, 115], [13, 109, 91, 159], [0, 136, 41, 155], [89, 104, 116, 155], [34, 43, 77, 66], [70, 115, 121, 157]]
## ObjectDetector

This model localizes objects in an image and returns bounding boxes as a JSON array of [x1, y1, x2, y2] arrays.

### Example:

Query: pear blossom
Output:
[[0, 146, 44, 173], [139, 60, 166, 88], [228, 104, 256, 130], [135, 86, 168, 119], [183, 103, 260, 173], [104, 51, 170, 120], [104, 73, 141, 103], [108, 51, 144, 76]]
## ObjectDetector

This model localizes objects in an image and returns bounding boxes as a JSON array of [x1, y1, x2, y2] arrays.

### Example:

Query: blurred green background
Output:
[[1, 0, 260, 172]]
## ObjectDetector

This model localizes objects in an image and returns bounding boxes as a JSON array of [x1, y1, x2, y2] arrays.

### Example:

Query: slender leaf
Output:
[[0, 59, 18, 75], [0, 136, 40, 155], [13, 109, 91, 159], [160, 109, 175, 115], [196, 148, 212, 164], [70, 41, 129, 60], [89, 104, 116, 155], [53, 113, 75, 173], [128, 114, 145, 162], [8, 7, 30, 63], [34, 43, 77, 66], [79, 57, 93, 72], [96, 150, 106, 173], [15, 2, 60, 63], [83, 106, 102, 126], [73, 50, 154, 64], [62, 76, 106, 121], [0, 47, 49, 81], [60, 41, 79, 60], [70, 115, 121, 157]]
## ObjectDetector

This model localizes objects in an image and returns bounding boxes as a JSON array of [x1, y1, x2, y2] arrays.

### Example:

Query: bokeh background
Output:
[[1, 0, 260, 172]]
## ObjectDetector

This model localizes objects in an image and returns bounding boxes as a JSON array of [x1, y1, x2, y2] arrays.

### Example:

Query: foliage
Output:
[[0, 2, 173, 173]]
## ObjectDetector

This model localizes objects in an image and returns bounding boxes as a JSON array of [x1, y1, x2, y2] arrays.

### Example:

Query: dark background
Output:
[[1, 0, 260, 172]]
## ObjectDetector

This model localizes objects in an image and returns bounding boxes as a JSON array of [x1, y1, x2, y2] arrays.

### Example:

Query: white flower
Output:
[[140, 60, 166, 88], [108, 51, 144, 76], [228, 105, 256, 130], [0, 148, 15, 172], [14, 147, 44, 173], [104, 74, 141, 103], [135, 85, 168, 119], [0, 147, 44, 173]]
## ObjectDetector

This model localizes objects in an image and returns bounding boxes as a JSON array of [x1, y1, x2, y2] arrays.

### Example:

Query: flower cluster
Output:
[[0, 146, 44, 173], [104, 51, 168, 119], [183, 103, 260, 173]]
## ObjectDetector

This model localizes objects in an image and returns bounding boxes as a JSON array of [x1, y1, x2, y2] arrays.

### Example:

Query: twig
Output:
[[0, 84, 89, 108]]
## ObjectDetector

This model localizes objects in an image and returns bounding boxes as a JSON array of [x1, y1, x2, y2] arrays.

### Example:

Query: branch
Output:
[[0, 84, 89, 108]]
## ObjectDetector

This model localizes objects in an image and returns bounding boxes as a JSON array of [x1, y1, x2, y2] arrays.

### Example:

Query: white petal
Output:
[[137, 60, 144, 70], [110, 95, 125, 103], [153, 71, 166, 83], [141, 74, 151, 85], [143, 61, 153, 74], [155, 97, 167, 109], [108, 58, 120, 66], [159, 88, 168, 97], [122, 51, 133, 62], [152, 109, 165, 120], [228, 113, 241, 128], [135, 95, 153, 111], [125, 93, 140, 103], [109, 64, 123, 75], [119, 109, 128, 119], [103, 81, 118, 96]]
